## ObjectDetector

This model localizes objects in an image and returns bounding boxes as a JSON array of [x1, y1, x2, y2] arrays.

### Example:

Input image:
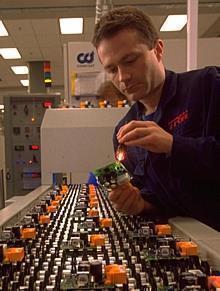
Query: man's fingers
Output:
[[118, 127, 152, 144], [117, 121, 156, 141]]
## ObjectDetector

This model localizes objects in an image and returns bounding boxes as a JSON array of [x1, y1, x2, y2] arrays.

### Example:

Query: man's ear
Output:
[[154, 39, 164, 61]]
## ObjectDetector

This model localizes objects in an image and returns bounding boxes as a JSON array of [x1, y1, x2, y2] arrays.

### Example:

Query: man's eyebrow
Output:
[[104, 53, 137, 70], [121, 52, 137, 61]]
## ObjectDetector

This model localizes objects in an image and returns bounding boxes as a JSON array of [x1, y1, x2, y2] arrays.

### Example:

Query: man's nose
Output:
[[118, 67, 131, 83]]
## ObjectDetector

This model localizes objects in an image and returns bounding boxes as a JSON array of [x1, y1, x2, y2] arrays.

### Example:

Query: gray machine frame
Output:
[[4, 93, 60, 198]]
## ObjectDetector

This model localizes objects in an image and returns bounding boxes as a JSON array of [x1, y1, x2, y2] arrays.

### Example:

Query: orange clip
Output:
[[5, 247, 25, 262], [90, 234, 105, 246], [208, 276, 220, 288], [47, 205, 57, 213], [176, 241, 198, 256], [39, 215, 50, 224], [100, 218, 112, 228], [21, 228, 36, 239], [105, 264, 127, 285], [117, 100, 124, 108], [51, 200, 59, 206], [88, 209, 99, 217], [55, 195, 63, 201], [89, 200, 99, 208], [155, 224, 172, 235]]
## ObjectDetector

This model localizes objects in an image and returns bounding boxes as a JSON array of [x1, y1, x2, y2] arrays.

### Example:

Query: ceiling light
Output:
[[59, 18, 83, 34], [0, 105, 4, 110], [0, 48, 21, 59], [20, 79, 29, 86], [0, 20, 8, 36], [160, 15, 187, 32], [11, 66, 28, 74]]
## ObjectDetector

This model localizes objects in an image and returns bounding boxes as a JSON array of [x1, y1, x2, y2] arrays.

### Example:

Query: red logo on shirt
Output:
[[168, 110, 189, 130]]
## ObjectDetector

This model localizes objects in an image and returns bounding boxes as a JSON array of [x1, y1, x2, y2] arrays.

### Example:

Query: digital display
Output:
[[29, 145, 40, 150], [43, 101, 52, 108], [14, 145, 24, 151]]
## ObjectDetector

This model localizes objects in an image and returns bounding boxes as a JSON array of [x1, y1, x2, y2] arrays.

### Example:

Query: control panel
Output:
[[4, 94, 60, 198]]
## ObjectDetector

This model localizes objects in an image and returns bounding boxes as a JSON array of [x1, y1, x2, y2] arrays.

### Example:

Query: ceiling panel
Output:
[[31, 19, 60, 35]]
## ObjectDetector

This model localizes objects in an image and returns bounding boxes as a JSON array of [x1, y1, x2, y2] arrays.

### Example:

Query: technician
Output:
[[92, 6, 220, 231]]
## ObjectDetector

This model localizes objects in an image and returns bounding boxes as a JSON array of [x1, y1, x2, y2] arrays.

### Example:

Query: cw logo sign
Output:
[[77, 51, 94, 64]]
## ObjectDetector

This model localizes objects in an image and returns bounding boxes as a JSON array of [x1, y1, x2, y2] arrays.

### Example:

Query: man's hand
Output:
[[109, 182, 155, 215], [117, 120, 173, 154]]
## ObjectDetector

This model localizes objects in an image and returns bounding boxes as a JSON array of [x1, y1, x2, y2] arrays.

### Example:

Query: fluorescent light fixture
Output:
[[0, 48, 21, 59], [59, 18, 83, 34], [160, 14, 187, 32], [0, 20, 8, 36], [20, 79, 29, 86], [0, 105, 4, 110], [11, 66, 28, 74]]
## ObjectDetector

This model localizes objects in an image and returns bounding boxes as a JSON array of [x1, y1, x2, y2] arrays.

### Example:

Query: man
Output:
[[92, 6, 220, 231]]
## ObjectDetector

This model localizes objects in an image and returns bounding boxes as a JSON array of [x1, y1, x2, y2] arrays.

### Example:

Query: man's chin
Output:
[[127, 93, 141, 102]]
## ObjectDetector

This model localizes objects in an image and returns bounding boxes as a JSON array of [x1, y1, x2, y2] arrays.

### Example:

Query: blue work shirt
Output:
[[113, 66, 220, 231]]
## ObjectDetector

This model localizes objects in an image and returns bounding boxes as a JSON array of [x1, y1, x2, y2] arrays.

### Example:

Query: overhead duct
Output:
[[95, 0, 113, 24]]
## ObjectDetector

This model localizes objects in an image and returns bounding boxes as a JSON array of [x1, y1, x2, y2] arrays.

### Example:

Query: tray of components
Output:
[[0, 184, 220, 290]]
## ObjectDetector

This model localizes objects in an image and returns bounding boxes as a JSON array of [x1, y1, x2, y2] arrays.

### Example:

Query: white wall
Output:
[[163, 37, 220, 72]]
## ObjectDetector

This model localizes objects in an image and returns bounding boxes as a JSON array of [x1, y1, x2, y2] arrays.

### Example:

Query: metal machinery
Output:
[[41, 107, 129, 185], [4, 93, 60, 198]]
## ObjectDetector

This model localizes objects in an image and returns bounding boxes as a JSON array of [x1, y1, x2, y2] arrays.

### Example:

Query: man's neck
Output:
[[140, 80, 164, 115]]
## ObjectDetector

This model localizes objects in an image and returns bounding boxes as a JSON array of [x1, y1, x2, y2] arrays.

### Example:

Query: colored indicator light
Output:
[[29, 145, 40, 150], [43, 101, 52, 108]]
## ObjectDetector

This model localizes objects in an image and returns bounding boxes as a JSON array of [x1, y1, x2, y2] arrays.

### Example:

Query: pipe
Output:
[[95, 0, 113, 24]]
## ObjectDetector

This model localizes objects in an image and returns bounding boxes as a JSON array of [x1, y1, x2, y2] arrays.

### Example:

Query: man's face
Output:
[[97, 29, 164, 103]]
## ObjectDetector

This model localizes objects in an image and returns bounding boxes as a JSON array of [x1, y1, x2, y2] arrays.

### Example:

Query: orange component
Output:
[[100, 218, 112, 228], [117, 100, 124, 108], [62, 184, 68, 191], [105, 264, 127, 285], [89, 185, 96, 193], [89, 194, 97, 200], [99, 101, 105, 108], [80, 101, 85, 108], [51, 200, 59, 206], [90, 234, 105, 246], [176, 241, 198, 256], [89, 200, 99, 208], [208, 276, 220, 288], [5, 247, 24, 262], [47, 205, 57, 213], [155, 224, 172, 235], [39, 215, 50, 224], [60, 185, 68, 195], [55, 195, 63, 201], [21, 228, 36, 239], [89, 196, 98, 202], [60, 189, 67, 195], [88, 209, 99, 217]]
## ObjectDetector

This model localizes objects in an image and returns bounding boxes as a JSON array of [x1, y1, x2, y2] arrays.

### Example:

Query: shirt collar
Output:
[[134, 69, 177, 122]]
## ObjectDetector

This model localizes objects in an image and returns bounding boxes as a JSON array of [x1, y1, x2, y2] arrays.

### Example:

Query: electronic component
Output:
[[93, 161, 130, 188], [0, 183, 219, 290]]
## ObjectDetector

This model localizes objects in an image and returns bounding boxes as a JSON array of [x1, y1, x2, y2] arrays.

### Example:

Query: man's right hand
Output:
[[108, 182, 155, 215]]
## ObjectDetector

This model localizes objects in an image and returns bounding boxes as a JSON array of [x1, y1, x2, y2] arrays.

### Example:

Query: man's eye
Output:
[[107, 68, 117, 74], [125, 55, 138, 64]]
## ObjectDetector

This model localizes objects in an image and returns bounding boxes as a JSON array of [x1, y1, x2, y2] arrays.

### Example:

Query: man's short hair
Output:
[[92, 6, 159, 49]]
